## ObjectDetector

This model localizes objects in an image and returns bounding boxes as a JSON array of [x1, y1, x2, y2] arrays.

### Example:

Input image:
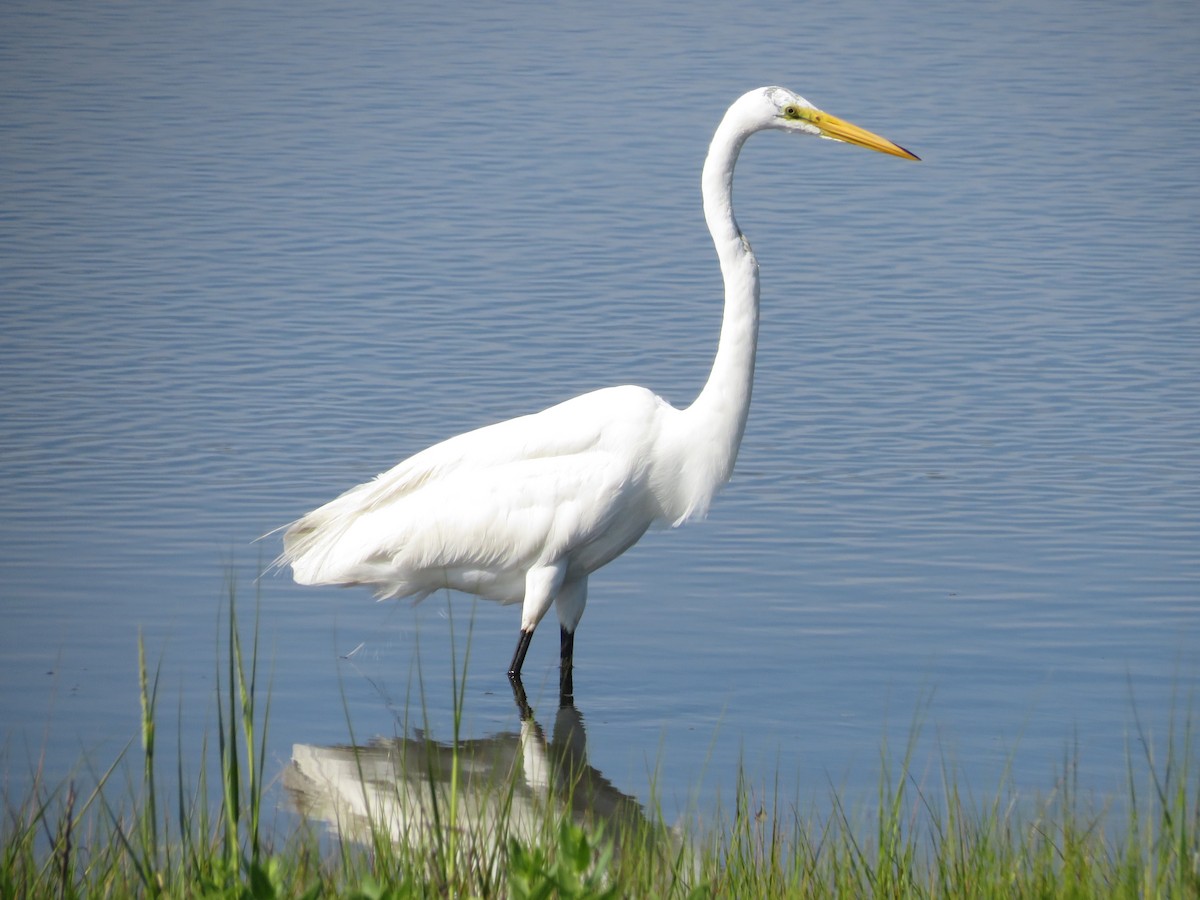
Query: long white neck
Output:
[[670, 108, 761, 520]]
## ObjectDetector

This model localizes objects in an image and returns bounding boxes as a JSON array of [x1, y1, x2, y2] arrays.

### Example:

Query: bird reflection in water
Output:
[[283, 681, 670, 867]]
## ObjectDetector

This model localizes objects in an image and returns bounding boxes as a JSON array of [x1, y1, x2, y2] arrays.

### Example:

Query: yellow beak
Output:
[[809, 110, 919, 161]]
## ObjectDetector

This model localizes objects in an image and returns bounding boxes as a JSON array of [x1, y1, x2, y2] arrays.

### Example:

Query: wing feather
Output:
[[278, 385, 673, 599]]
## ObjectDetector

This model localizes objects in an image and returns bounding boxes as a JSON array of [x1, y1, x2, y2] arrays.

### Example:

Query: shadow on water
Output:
[[283, 677, 675, 865]]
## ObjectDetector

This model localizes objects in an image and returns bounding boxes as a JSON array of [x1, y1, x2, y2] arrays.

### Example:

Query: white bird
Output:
[[278, 87, 917, 685]]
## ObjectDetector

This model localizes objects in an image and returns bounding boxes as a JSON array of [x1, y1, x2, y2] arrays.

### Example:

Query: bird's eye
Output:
[[783, 104, 799, 119]]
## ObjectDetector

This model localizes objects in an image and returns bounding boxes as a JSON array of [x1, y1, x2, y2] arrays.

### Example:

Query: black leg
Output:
[[559, 626, 575, 703], [509, 673, 532, 720], [559, 626, 575, 669], [508, 628, 534, 678]]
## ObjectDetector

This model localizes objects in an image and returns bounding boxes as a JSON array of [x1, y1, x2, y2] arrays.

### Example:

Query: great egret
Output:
[[278, 86, 917, 686]]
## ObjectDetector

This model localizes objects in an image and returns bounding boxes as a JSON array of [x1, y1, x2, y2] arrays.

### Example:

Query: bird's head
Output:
[[741, 86, 919, 161]]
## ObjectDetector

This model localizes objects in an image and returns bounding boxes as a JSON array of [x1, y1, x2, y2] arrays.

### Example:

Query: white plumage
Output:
[[287, 387, 678, 607], [278, 87, 917, 683]]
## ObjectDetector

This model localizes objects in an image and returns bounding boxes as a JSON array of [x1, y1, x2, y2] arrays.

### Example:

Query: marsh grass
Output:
[[2, 582, 1197, 898]]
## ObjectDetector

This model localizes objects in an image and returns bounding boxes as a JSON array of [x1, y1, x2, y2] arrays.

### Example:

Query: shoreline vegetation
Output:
[[3, 592, 1196, 898]]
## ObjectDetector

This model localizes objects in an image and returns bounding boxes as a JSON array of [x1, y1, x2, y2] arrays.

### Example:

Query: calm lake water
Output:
[[2, 0, 1197, 830]]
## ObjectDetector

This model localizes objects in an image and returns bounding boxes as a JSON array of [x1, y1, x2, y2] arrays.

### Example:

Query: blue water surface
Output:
[[2, 0, 1196, 827]]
